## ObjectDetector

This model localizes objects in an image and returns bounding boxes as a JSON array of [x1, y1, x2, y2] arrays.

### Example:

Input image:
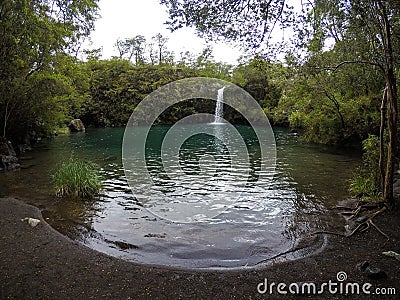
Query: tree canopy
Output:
[[0, 0, 99, 140], [161, 0, 292, 53]]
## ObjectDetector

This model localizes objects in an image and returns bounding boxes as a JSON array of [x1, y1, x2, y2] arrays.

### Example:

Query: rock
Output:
[[17, 144, 32, 154], [0, 140, 20, 171], [357, 260, 369, 271], [0, 155, 20, 171], [355, 216, 368, 223], [21, 217, 41, 227], [365, 267, 387, 279], [68, 119, 85, 132], [0, 140, 16, 156], [113, 240, 139, 250], [357, 261, 387, 279], [144, 233, 167, 238]]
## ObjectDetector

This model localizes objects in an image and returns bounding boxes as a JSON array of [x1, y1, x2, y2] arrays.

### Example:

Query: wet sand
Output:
[[0, 197, 399, 299]]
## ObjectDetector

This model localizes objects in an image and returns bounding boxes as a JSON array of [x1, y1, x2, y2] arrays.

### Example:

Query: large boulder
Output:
[[68, 119, 86, 132], [0, 155, 20, 171], [0, 140, 20, 171], [17, 143, 32, 154], [0, 140, 16, 156]]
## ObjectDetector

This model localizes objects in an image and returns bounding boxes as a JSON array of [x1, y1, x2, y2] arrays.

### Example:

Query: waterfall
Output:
[[214, 87, 225, 124]]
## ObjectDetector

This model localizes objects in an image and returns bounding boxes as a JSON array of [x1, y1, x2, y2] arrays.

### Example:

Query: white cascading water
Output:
[[214, 87, 225, 124]]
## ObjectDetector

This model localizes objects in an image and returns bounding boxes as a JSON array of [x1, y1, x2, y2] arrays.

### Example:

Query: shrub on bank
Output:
[[348, 135, 383, 201], [52, 157, 102, 198]]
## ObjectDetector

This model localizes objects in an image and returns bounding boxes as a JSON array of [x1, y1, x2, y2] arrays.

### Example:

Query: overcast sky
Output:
[[85, 0, 242, 64]]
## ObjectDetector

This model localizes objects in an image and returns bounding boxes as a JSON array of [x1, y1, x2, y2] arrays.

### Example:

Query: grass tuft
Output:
[[52, 157, 102, 198], [56, 126, 70, 135]]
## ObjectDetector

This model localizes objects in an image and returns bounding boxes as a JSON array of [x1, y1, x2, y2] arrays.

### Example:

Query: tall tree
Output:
[[152, 33, 169, 64], [115, 35, 147, 63], [115, 38, 130, 59], [306, 0, 400, 203], [130, 35, 147, 64], [147, 42, 158, 65]]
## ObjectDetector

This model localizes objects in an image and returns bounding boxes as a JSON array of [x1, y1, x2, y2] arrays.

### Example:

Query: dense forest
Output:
[[1, 1, 399, 203]]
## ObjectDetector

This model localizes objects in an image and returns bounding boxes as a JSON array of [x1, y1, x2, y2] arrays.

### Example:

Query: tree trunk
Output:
[[2, 99, 13, 139], [379, 0, 398, 206], [379, 86, 387, 191], [383, 70, 398, 205]]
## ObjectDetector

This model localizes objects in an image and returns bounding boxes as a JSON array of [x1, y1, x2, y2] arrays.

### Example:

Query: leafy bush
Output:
[[55, 125, 70, 135], [52, 157, 102, 198], [349, 135, 383, 201], [349, 167, 378, 198]]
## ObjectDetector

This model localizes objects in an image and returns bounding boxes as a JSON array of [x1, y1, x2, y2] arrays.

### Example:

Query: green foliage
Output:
[[82, 60, 199, 127], [232, 57, 284, 113], [349, 135, 383, 201], [193, 46, 232, 80], [55, 126, 70, 135], [52, 54, 92, 122], [75, 47, 239, 128], [271, 49, 383, 144], [0, 0, 98, 141], [348, 168, 378, 199], [52, 157, 102, 199], [115, 35, 147, 63]]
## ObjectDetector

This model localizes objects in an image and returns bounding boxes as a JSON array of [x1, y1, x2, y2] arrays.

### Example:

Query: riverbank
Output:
[[0, 197, 399, 299]]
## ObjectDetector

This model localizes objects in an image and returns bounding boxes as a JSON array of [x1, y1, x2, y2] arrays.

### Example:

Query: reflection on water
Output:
[[124, 124, 274, 222], [0, 126, 360, 269]]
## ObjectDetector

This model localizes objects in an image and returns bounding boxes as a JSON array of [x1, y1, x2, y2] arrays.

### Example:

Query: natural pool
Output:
[[0, 126, 361, 269]]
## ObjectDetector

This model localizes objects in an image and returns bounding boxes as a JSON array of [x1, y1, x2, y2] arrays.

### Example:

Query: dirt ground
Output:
[[0, 197, 399, 299]]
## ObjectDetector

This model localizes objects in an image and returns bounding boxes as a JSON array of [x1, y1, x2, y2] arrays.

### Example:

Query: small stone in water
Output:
[[365, 267, 387, 279], [357, 261, 369, 271], [21, 217, 41, 227], [144, 233, 166, 238]]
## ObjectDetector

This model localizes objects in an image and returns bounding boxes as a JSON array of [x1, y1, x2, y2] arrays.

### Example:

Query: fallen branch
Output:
[[349, 222, 369, 236], [369, 219, 389, 240], [313, 204, 389, 239], [348, 206, 362, 220], [369, 206, 387, 219]]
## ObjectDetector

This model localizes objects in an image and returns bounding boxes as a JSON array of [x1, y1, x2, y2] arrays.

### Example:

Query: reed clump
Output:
[[52, 157, 102, 198]]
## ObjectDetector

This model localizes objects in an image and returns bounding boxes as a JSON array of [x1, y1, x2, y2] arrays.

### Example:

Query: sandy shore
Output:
[[0, 197, 399, 299]]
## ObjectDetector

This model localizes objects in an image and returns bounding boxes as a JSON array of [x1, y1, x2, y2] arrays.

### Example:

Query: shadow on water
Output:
[[0, 126, 361, 269]]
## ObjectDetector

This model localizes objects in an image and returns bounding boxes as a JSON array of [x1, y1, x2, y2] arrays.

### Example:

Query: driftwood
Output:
[[313, 202, 389, 240]]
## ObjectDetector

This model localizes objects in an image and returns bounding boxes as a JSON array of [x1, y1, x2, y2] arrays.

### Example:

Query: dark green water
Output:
[[0, 126, 361, 269]]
